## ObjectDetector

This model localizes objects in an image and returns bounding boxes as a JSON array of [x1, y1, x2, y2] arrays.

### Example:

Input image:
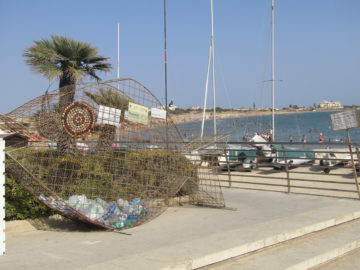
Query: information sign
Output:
[[128, 102, 149, 125], [151, 108, 166, 120], [97, 105, 121, 127], [330, 110, 360, 131]]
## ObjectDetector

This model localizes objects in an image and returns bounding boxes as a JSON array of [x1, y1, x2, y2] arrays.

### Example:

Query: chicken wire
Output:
[[2, 78, 225, 231]]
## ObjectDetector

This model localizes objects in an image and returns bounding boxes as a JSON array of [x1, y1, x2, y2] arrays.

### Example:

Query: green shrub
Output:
[[5, 175, 53, 220], [121, 150, 199, 196]]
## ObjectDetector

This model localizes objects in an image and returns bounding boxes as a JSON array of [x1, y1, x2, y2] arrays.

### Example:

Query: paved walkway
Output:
[[1, 189, 360, 270]]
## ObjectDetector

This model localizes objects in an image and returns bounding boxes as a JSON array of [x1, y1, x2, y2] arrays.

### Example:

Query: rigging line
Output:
[[257, 17, 272, 134], [218, 57, 252, 140], [217, 58, 241, 139], [201, 41, 212, 138], [216, 50, 252, 142], [257, 5, 271, 133]]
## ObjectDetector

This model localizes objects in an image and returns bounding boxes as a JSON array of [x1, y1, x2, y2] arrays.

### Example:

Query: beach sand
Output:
[[169, 109, 323, 125]]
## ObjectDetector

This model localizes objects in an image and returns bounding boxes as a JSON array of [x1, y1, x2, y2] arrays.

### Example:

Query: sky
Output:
[[0, 0, 359, 113]]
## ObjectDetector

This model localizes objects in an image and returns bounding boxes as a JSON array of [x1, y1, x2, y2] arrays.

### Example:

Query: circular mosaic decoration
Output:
[[37, 110, 62, 140], [62, 102, 95, 137]]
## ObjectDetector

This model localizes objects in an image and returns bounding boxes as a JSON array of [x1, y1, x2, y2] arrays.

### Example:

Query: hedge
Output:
[[5, 175, 53, 220]]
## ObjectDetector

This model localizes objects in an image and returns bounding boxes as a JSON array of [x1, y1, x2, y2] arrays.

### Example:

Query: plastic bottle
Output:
[[129, 198, 141, 206]]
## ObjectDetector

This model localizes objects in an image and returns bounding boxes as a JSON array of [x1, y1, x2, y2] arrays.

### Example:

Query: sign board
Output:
[[96, 105, 121, 127], [128, 102, 149, 125], [151, 108, 166, 120], [330, 110, 360, 131], [124, 110, 128, 121]]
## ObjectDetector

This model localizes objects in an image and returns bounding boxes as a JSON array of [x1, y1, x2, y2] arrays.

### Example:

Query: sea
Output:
[[176, 111, 360, 144]]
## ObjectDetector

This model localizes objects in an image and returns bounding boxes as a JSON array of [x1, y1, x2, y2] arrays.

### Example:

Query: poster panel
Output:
[[128, 102, 149, 125], [151, 108, 166, 120], [97, 105, 121, 127]]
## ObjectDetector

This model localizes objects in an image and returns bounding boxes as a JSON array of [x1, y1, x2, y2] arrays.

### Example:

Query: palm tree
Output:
[[23, 35, 112, 153], [85, 88, 129, 152]]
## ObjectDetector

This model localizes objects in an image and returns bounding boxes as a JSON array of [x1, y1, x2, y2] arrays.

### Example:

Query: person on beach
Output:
[[319, 133, 324, 143], [289, 135, 293, 143], [302, 135, 307, 143], [243, 132, 249, 142], [268, 129, 273, 142]]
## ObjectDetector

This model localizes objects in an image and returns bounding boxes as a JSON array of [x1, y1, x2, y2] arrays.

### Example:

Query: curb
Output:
[[161, 210, 360, 270], [286, 239, 360, 270]]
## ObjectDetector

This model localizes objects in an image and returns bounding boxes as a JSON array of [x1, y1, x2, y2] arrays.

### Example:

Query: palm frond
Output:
[[85, 88, 129, 110], [23, 35, 112, 82]]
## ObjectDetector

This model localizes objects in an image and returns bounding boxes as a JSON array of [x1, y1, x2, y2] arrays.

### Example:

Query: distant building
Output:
[[318, 101, 343, 109], [190, 106, 202, 110], [0, 133, 28, 147], [234, 108, 249, 112]]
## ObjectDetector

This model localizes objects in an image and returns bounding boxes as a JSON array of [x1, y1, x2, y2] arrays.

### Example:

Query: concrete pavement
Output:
[[1, 188, 360, 270]]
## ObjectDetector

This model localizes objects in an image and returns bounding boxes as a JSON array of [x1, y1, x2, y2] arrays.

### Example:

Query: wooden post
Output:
[[0, 138, 5, 255], [356, 147, 360, 173], [282, 145, 291, 193], [346, 129, 360, 199], [225, 149, 232, 188]]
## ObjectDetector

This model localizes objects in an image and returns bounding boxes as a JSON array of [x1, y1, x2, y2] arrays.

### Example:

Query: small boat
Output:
[[271, 144, 315, 170], [241, 134, 315, 171], [319, 148, 352, 174]]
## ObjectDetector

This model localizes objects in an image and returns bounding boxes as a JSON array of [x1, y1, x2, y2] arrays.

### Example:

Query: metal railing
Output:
[[186, 140, 360, 200]]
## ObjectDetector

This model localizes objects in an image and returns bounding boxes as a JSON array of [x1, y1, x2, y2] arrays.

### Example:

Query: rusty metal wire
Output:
[[3, 78, 225, 230]]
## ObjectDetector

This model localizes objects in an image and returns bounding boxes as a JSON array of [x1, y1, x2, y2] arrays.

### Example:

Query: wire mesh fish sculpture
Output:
[[2, 78, 225, 230]]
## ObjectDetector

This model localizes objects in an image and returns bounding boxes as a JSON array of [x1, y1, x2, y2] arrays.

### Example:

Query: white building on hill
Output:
[[318, 101, 342, 109]]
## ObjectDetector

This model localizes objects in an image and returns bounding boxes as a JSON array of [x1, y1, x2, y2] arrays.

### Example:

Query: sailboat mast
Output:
[[201, 46, 211, 138], [117, 23, 120, 80], [271, 0, 275, 141], [201, 0, 216, 139], [163, 0, 169, 146], [211, 0, 216, 136]]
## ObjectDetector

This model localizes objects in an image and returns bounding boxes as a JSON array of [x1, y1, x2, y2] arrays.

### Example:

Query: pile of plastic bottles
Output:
[[66, 195, 149, 229]]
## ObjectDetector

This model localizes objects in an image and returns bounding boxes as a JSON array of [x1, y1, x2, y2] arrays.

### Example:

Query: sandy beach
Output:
[[169, 109, 327, 125]]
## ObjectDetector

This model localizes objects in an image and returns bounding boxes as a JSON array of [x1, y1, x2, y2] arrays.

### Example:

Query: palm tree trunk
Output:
[[96, 124, 116, 153], [58, 71, 76, 110], [57, 72, 76, 155]]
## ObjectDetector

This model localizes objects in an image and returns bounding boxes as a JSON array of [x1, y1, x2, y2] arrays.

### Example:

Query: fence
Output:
[[190, 140, 360, 200]]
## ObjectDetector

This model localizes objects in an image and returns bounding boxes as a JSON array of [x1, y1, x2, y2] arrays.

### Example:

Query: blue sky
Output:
[[0, 0, 359, 113]]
